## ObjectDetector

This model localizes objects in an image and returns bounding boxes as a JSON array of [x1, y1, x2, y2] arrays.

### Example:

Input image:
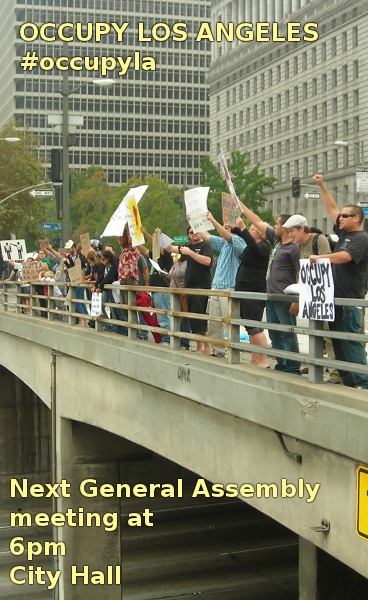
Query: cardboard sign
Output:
[[80, 233, 91, 255], [218, 149, 242, 212], [222, 192, 238, 226], [68, 265, 83, 286], [152, 228, 161, 261], [39, 240, 48, 249], [0, 239, 27, 262], [299, 258, 335, 321], [21, 261, 45, 282]]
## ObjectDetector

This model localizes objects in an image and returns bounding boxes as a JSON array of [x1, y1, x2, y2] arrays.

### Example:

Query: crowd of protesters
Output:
[[1, 172, 368, 389]]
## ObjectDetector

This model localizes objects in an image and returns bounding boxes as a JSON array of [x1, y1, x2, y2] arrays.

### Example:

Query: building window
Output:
[[331, 69, 337, 87], [353, 60, 359, 80], [352, 26, 358, 47], [342, 64, 348, 84], [331, 37, 336, 57]]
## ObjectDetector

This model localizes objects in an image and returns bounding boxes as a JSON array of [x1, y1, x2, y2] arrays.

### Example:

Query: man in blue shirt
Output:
[[201, 212, 246, 357]]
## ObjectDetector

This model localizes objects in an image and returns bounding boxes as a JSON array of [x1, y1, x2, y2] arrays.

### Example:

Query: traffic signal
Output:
[[292, 177, 300, 198], [51, 149, 62, 183]]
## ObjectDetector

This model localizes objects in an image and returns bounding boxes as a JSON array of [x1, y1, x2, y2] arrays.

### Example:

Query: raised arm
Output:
[[206, 211, 231, 242], [237, 199, 268, 235], [313, 174, 340, 223]]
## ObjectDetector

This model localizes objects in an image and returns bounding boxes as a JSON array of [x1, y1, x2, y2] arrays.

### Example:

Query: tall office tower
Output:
[[0, 1, 211, 187], [208, 0, 368, 231]]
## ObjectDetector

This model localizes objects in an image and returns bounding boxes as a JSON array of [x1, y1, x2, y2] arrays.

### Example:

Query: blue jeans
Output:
[[102, 290, 128, 336], [266, 300, 301, 375], [152, 291, 170, 344], [180, 317, 191, 349], [329, 306, 368, 389], [76, 286, 88, 315]]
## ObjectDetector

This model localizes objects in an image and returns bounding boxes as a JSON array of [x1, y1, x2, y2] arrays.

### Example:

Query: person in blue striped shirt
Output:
[[201, 212, 246, 358]]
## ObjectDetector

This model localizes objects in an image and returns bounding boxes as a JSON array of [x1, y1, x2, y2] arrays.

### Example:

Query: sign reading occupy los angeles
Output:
[[299, 258, 334, 321]]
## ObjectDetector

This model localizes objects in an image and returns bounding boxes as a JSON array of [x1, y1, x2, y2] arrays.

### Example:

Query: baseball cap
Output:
[[283, 214, 308, 229], [90, 239, 102, 251], [64, 239, 74, 249]]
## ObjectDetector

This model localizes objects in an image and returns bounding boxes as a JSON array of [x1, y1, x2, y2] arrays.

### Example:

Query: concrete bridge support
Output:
[[55, 418, 155, 600], [0, 366, 51, 505], [299, 536, 368, 599]]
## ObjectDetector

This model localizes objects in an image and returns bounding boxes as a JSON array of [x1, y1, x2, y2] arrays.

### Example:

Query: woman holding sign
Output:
[[233, 218, 271, 368]]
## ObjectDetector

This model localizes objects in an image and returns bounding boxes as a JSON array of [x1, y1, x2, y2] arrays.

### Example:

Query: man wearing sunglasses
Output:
[[311, 173, 368, 389]]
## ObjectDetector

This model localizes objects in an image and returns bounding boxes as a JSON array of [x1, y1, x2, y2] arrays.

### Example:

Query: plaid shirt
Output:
[[210, 234, 246, 289]]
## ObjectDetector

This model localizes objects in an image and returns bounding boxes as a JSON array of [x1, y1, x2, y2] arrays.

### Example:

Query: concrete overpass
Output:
[[0, 309, 368, 599]]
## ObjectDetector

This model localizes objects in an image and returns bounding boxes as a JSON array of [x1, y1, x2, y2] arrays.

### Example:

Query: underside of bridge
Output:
[[1, 357, 368, 599]]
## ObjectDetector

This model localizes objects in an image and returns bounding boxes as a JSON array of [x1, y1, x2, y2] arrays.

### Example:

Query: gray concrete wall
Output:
[[0, 314, 367, 581]]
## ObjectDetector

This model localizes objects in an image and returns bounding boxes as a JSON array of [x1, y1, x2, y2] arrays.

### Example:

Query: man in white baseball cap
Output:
[[283, 214, 331, 259]]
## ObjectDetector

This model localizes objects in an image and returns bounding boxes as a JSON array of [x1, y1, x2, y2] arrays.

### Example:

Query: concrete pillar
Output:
[[267, 0, 275, 21], [238, 0, 245, 22], [292, 0, 301, 12], [55, 418, 152, 600], [299, 536, 368, 599], [252, 0, 260, 23], [245, 0, 253, 22], [259, 0, 267, 21], [299, 537, 318, 600], [275, 0, 284, 21]]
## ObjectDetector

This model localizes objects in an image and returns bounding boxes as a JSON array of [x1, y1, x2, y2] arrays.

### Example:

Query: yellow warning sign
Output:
[[357, 466, 368, 541]]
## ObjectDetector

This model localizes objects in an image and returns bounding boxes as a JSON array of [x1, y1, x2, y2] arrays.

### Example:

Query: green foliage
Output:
[[0, 121, 45, 244], [200, 149, 277, 224], [70, 166, 113, 238]]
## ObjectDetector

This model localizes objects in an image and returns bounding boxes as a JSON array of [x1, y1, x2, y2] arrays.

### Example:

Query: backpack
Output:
[[311, 234, 332, 255]]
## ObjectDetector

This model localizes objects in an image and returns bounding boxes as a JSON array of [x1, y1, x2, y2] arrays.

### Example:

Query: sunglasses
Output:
[[339, 213, 357, 218], [188, 231, 194, 234]]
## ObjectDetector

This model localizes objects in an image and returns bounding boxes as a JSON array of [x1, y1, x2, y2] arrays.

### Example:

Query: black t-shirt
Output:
[[184, 241, 213, 289], [235, 229, 270, 293], [332, 227, 368, 298], [149, 249, 173, 287]]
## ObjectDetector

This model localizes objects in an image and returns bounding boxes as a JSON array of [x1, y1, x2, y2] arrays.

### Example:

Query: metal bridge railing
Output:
[[1, 280, 368, 386]]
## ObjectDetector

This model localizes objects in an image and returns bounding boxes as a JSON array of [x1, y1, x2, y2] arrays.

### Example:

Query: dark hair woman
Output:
[[233, 218, 271, 368]]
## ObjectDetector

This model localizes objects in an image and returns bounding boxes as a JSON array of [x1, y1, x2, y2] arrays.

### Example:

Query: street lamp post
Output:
[[58, 43, 115, 245]]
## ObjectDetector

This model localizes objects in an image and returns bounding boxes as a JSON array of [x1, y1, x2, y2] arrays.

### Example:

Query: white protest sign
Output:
[[1, 239, 27, 262], [125, 196, 145, 247], [185, 187, 214, 233], [160, 232, 173, 249], [299, 258, 335, 321], [149, 258, 168, 275], [90, 292, 102, 317], [101, 185, 148, 237]]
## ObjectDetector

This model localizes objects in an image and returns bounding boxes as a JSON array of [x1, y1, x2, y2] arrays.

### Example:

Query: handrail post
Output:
[[67, 285, 77, 326], [228, 293, 240, 364], [128, 288, 137, 340], [30, 283, 37, 317], [170, 290, 181, 351], [308, 318, 324, 383]]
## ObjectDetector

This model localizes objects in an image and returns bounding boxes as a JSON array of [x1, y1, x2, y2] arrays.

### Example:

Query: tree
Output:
[[0, 121, 45, 243], [70, 166, 113, 238], [200, 150, 277, 224]]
